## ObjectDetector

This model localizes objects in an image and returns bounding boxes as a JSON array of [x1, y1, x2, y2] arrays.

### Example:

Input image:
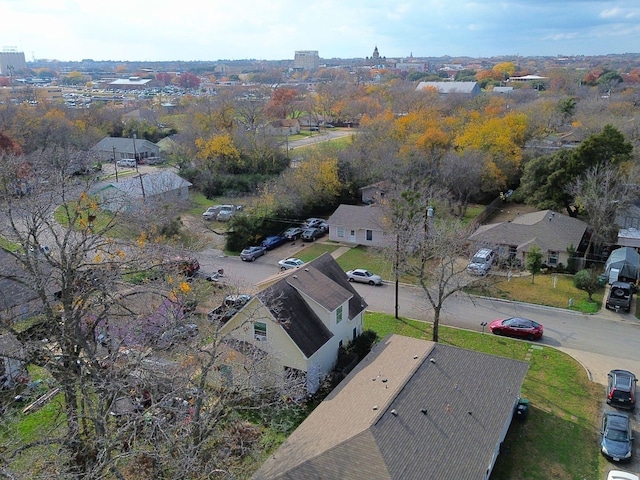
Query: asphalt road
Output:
[[196, 242, 640, 387]]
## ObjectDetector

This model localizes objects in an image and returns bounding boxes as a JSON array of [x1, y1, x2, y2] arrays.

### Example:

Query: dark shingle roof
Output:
[[253, 335, 529, 480], [98, 170, 191, 198], [258, 281, 333, 358]]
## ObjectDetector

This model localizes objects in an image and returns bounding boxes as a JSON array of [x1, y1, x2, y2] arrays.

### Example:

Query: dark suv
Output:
[[606, 282, 633, 312], [607, 369, 637, 410]]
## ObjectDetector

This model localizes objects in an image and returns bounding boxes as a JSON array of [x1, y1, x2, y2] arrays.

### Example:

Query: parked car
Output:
[[488, 317, 543, 341], [216, 205, 237, 222], [208, 294, 252, 323], [278, 257, 305, 270], [261, 235, 288, 251], [607, 471, 640, 480], [607, 369, 637, 410], [283, 227, 304, 240], [240, 245, 266, 262], [116, 158, 136, 168], [600, 411, 633, 462], [301, 227, 323, 242], [202, 205, 222, 221], [466, 248, 495, 276], [606, 282, 634, 313], [191, 269, 227, 288], [346, 269, 383, 286], [303, 218, 325, 229]]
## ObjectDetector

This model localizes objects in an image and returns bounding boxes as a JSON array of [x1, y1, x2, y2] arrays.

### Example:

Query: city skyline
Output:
[[3, 0, 640, 63]]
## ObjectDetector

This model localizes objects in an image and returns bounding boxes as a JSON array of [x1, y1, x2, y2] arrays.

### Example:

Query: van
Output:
[[116, 158, 136, 168], [467, 248, 495, 276]]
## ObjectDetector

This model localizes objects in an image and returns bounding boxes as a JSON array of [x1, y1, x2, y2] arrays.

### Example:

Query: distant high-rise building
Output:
[[0, 48, 27, 76], [293, 50, 319, 71], [372, 46, 380, 60]]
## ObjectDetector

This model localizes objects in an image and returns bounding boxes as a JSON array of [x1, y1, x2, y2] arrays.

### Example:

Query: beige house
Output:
[[327, 204, 391, 248], [218, 254, 367, 394]]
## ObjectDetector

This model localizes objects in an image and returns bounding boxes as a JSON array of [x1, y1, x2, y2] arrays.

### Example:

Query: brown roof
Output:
[[253, 334, 529, 480], [469, 209, 588, 254]]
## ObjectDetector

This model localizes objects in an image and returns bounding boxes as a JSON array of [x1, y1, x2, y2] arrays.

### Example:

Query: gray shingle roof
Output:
[[327, 204, 389, 231], [469, 209, 588, 254], [253, 334, 529, 480], [415, 81, 480, 94], [98, 170, 191, 198]]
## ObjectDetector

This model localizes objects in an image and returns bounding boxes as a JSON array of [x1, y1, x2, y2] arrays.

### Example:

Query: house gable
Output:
[[327, 204, 390, 247]]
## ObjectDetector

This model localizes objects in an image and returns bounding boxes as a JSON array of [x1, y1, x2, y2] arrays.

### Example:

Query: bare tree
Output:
[[567, 163, 640, 255], [0, 150, 302, 479], [388, 189, 474, 342]]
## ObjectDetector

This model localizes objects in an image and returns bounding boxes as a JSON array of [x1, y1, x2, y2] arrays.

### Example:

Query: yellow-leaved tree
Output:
[[194, 133, 242, 173]]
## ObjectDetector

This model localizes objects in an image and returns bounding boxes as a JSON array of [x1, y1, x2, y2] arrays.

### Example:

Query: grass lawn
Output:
[[470, 273, 604, 313], [364, 312, 603, 480]]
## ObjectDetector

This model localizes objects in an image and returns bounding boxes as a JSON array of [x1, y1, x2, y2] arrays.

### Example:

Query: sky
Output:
[[2, 0, 640, 62]]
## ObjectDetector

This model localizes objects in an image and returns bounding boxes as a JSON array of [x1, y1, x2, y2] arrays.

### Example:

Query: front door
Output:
[[349, 229, 356, 243]]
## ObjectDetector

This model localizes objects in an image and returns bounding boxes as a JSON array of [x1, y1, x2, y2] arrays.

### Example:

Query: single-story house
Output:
[[219, 253, 367, 395], [468, 209, 590, 268], [91, 137, 160, 163], [252, 334, 529, 480], [604, 247, 639, 284], [263, 119, 301, 136], [327, 204, 391, 248], [93, 170, 192, 212], [415, 81, 481, 98], [618, 228, 640, 248], [0, 333, 28, 389]]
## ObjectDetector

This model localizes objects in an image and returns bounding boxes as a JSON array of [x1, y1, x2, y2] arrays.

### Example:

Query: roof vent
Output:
[[391, 409, 398, 416], [420, 408, 428, 415], [430, 358, 436, 363], [373, 405, 378, 410], [304, 268, 309, 271], [413, 355, 418, 359], [292, 275, 298, 279]]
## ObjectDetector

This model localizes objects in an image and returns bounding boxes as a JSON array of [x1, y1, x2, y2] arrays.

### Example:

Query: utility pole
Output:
[[112, 145, 118, 182], [132, 134, 139, 173]]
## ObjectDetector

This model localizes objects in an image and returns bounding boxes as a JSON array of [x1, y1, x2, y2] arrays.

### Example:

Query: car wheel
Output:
[[526, 334, 535, 341], [493, 329, 502, 336], [280, 266, 286, 271], [348, 278, 354, 282], [251, 256, 256, 262], [368, 280, 375, 285]]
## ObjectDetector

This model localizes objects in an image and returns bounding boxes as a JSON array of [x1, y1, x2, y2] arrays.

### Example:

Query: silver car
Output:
[[346, 269, 383, 286]]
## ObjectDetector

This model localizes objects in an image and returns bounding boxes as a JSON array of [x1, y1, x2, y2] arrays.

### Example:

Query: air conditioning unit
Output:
[[255, 335, 267, 342]]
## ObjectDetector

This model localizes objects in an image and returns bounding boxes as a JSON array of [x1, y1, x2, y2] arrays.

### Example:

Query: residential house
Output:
[[93, 170, 192, 212], [263, 118, 300, 136], [0, 333, 28, 389], [219, 254, 367, 394], [415, 81, 481, 98], [359, 180, 388, 205], [252, 334, 529, 480], [327, 204, 391, 248], [91, 137, 160, 164], [468, 209, 590, 268]]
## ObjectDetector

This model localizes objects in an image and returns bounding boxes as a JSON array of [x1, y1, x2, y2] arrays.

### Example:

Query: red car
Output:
[[489, 317, 543, 341]]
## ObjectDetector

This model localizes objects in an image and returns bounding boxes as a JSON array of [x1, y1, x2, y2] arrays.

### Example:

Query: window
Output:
[[337, 227, 345, 238], [366, 230, 373, 241], [254, 322, 267, 341], [336, 305, 343, 324], [548, 251, 559, 266]]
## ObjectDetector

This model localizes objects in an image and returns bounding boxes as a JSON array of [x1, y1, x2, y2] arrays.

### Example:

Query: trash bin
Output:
[[515, 398, 529, 422], [597, 274, 607, 287]]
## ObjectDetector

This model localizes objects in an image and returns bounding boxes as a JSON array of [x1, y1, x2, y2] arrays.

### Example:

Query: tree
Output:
[[177, 72, 200, 89], [389, 190, 472, 342], [0, 150, 300, 478], [525, 245, 543, 283], [574, 268, 600, 301]]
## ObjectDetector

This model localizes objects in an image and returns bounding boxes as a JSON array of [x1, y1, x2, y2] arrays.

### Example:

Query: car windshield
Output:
[[607, 427, 629, 441]]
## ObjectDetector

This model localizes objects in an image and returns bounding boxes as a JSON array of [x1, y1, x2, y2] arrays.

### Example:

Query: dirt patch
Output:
[[483, 203, 539, 224], [181, 214, 226, 250]]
